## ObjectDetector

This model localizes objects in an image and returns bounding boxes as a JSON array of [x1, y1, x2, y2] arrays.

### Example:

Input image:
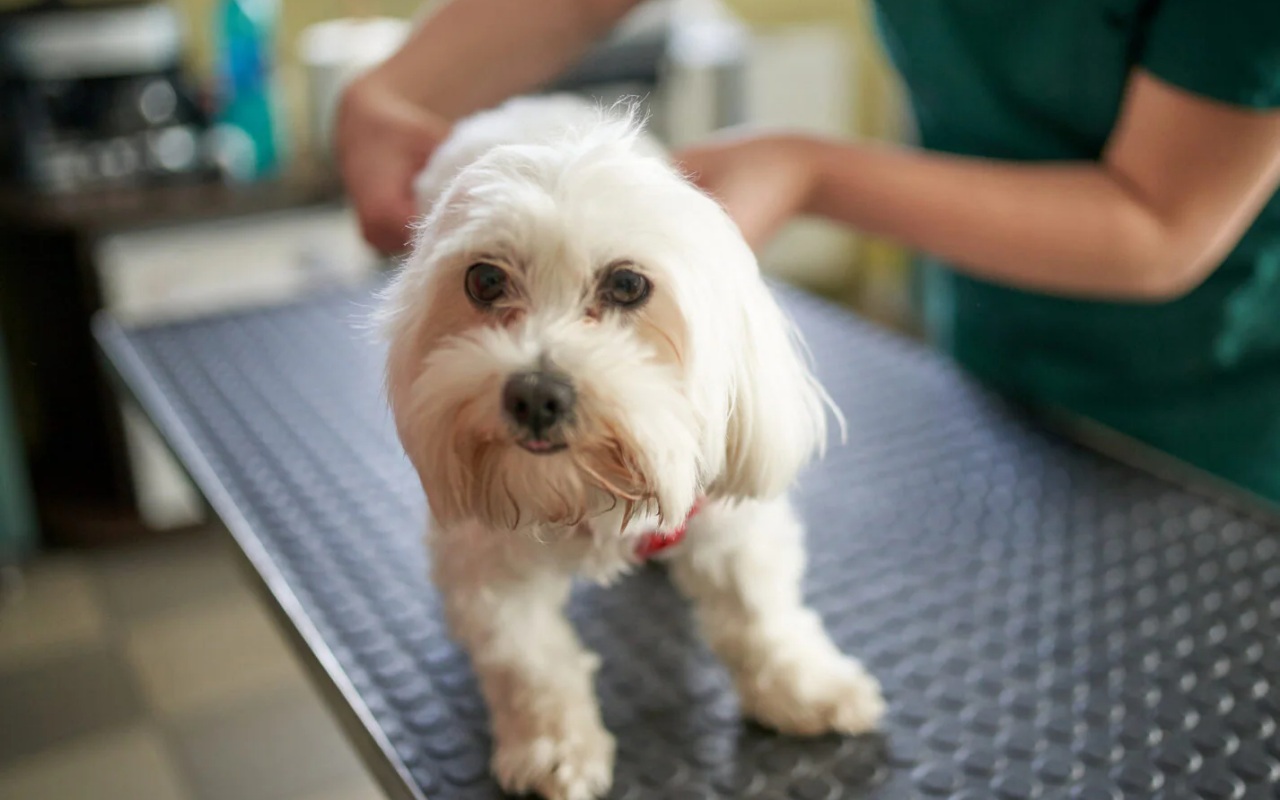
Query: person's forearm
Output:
[[374, 0, 642, 119], [799, 139, 1189, 300]]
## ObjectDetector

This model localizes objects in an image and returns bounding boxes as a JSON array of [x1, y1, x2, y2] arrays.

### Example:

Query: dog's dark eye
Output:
[[602, 268, 650, 308], [465, 263, 507, 305]]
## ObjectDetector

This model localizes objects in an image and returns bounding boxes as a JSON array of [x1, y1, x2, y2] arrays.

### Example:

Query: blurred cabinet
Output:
[[96, 203, 381, 530], [0, 166, 353, 545]]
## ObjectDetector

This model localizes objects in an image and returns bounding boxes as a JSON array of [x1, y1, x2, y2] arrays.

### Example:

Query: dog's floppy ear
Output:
[[714, 279, 837, 499]]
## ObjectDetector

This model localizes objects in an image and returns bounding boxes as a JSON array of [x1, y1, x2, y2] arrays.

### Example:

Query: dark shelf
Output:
[[0, 160, 345, 235]]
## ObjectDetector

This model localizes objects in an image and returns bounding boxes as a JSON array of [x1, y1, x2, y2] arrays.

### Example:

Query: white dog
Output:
[[381, 96, 884, 800]]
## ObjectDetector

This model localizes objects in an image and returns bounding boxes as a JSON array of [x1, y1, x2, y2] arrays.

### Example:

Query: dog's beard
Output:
[[437, 421, 652, 533], [441, 430, 649, 533], [401, 320, 703, 534]]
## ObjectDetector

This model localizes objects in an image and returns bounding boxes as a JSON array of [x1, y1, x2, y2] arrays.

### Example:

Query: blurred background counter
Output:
[[0, 0, 912, 554]]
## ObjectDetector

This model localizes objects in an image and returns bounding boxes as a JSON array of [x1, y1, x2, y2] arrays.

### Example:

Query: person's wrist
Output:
[[349, 55, 450, 127], [774, 133, 821, 215], [364, 45, 481, 121], [347, 64, 417, 115]]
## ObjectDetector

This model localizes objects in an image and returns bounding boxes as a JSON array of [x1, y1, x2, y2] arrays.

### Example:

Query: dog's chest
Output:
[[563, 500, 704, 583]]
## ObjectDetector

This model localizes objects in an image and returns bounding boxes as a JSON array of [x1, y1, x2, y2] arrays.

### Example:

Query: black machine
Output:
[[0, 2, 215, 194]]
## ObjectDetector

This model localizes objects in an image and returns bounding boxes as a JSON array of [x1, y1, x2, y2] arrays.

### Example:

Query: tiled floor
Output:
[[0, 527, 386, 800]]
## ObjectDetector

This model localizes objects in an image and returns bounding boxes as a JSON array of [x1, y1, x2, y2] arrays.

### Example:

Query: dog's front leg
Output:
[[432, 525, 615, 800], [668, 497, 885, 736]]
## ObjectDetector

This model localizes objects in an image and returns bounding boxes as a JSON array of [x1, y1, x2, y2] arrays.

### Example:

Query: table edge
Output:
[[92, 312, 429, 800]]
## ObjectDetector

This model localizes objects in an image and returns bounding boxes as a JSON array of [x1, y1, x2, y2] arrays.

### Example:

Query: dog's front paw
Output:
[[739, 651, 885, 737], [492, 723, 616, 800]]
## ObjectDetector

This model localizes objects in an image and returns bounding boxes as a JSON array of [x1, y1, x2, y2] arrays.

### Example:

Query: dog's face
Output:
[[384, 121, 833, 534]]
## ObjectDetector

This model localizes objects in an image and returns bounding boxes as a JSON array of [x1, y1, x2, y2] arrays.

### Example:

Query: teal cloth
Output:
[[0, 327, 36, 560]]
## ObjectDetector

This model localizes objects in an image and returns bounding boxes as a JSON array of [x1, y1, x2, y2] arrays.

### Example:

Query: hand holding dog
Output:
[[676, 132, 817, 251], [336, 73, 452, 256]]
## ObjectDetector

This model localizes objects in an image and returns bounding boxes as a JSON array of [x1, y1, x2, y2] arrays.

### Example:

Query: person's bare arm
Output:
[[338, 0, 642, 253], [371, 0, 643, 118], [681, 71, 1280, 300]]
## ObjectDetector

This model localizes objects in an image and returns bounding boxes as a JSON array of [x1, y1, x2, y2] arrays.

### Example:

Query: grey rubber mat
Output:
[[95, 283, 1280, 800]]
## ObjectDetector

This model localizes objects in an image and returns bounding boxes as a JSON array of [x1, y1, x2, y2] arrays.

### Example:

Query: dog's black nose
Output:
[[502, 371, 575, 438]]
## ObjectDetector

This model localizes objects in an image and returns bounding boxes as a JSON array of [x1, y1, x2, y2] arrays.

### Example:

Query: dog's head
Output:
[[382, 105, 836, 533]]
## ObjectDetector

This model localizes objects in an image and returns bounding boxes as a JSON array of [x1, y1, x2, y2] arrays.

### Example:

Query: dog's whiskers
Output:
[[500, 471, 522, 530]]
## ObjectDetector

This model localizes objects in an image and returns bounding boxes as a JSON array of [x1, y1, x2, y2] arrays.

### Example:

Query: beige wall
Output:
[[726, 0, 902, 140]]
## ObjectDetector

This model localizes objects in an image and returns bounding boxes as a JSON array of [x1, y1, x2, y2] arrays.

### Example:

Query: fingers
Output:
[[359, 208, 413, 256], [336, 75, 451, 256], [343, 151, 418, 255], [672, 136, 813, 251], [360, 191, 421, 256]]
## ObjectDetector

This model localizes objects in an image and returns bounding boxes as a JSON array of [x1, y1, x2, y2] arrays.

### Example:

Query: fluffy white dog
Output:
[[381, 96, 884, 800]]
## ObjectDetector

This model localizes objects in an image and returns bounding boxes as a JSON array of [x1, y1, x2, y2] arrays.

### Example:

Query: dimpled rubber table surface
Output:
[[95, 283, 1280, 800]]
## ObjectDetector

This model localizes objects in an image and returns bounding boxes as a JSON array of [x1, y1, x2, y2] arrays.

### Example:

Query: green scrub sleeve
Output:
[[1141, 0, 1280, 109]]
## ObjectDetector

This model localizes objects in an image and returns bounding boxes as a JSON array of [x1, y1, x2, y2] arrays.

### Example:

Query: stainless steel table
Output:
[[95, 281, 1280, 800]]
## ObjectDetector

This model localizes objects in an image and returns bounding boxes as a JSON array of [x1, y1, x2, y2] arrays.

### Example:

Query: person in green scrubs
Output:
[[336, 0, 1280, 504]]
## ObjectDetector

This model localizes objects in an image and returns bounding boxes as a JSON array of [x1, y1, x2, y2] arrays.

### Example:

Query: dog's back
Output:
[[414, 95, 664, 211]]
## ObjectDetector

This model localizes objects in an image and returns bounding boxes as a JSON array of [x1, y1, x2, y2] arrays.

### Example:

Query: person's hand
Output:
[[336, 72, 453, 255], [674, 132, 817, 250]]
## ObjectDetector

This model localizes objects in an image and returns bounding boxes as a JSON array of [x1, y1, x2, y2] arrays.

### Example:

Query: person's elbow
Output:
[[1111, 212, 1223, 302], [1124, 249, 1217, 302]]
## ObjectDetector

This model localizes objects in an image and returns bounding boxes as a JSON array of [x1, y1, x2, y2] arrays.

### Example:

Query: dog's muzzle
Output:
[[502, 370, 575, 453]]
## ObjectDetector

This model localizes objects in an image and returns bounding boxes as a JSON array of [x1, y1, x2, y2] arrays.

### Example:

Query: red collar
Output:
[[634, 498, 705, 560]]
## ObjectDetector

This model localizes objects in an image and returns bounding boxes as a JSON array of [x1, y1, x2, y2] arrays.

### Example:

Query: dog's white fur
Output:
[[381, 96, 884, 800]]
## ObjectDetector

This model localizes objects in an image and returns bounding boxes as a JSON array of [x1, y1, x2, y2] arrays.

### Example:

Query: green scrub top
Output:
[[873, 0, 1280, 504]]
